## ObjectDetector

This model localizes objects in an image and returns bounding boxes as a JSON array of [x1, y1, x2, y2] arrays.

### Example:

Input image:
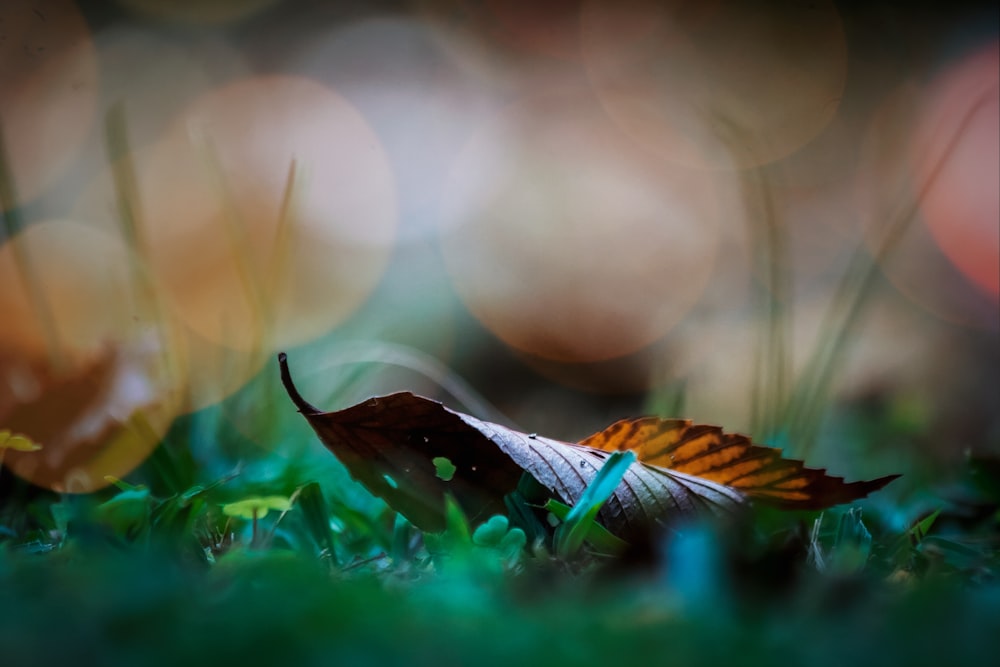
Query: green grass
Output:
[[2, 390, 999, 666], [1, 483, 998, 667]]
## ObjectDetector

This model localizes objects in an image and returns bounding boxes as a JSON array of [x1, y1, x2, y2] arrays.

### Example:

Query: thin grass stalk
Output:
[[104, 103, 186, 402], [706, 113, 792, 439], [785, 87, 996, 455], [269, 158, 300, 293], [0, 118, 65, 368], [190, 130, 273, 353], [743, 162, 791, 439]]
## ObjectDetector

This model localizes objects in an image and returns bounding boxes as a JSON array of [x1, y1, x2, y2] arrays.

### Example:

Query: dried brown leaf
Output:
[[581, 418, 899, 510], [279, 354, 897, 542], [0, 343, 174, 492]]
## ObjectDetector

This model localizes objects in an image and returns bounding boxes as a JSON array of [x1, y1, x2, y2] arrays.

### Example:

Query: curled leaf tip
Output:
[[277, 352, 321, 415]]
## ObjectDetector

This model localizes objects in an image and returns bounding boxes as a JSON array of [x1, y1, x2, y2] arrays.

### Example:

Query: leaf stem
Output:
[[277, 352, 321, 415]]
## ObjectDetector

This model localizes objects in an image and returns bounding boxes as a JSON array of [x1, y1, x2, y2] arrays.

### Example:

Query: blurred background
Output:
[[0, 0, 997, 503]]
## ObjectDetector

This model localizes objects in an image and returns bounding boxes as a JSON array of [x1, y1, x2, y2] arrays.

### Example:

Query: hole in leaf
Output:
[[382, 473, 399, 489], [433, 456, 457, 482]]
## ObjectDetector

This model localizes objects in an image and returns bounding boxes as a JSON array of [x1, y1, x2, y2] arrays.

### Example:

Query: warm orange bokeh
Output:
[[286, 16, 500, 243], [581, 0, 846, 170], [123, 74, 397, 353], [0, 221, 180, 492], [915, 41, 999, 301], [859, 79, 998, 331], [0, 345, 179, 493], [70, 74, 397, 411], [0, 220, 146, 360], [440, 90, 725, 363], [0, 0, 97, 207]]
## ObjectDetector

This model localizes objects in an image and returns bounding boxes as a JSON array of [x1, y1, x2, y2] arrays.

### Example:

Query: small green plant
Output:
[[550, 451, 636, 559], [222, 495, 294, 547], [422, 496, 527, 575]]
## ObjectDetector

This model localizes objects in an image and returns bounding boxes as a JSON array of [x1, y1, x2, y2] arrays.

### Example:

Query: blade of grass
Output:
[[784, 86, 997, 455], [909, 508, 942, 545], [103, 103, 193, 412], [189, 128, 272, 350], [743, 161, 791, 440], [544, 498, 628, 555], [104, 103, 149, 259], [296, 481, 338, 563], [504, 489, 549, 548], [702, 111, 792, 441], [553, 450, 636, 559], [268, 158, 300, 300], [0, 118, 65, 368]]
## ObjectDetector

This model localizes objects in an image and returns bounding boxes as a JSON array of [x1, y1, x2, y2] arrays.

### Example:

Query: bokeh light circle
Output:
[[914, 41, 999, 301], [132, 75, 397, 353], [0, 220, 181, 492], [90, 26, 249, 150], [580, 0, 847, 170], [0, 0, 97, 208], [439, 90, 721, 363], [0, 220, 145, 359], [858, 81, 998, 330], [284, 16, 499, 243]]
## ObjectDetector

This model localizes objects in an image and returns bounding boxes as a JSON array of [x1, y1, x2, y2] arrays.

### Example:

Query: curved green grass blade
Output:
[[554, 450, 636, 558]]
